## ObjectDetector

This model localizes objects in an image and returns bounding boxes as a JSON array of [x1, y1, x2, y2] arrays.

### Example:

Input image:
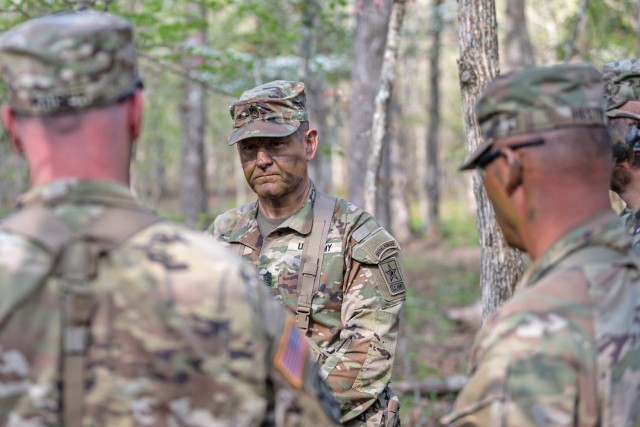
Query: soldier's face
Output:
[[608, 117, 639, 195], [237, 131, 315, 200], [480, 152, 526, 252]]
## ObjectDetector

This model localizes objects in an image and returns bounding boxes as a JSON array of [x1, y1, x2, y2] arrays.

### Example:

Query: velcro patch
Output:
[[379, 258, 406, 296], [274, 316, 308, 388]]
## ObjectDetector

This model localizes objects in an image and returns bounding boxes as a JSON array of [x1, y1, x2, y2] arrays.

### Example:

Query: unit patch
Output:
[[274, 316, 308, 388], [379, 258, 406, 296]]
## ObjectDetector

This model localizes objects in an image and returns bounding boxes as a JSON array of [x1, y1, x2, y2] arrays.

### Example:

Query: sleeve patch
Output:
[[274, 316, 308, 388], [379, 258, 406, 296]]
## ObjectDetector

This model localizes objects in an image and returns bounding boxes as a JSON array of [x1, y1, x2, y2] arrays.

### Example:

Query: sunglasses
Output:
[[475, 138, 545, 169]]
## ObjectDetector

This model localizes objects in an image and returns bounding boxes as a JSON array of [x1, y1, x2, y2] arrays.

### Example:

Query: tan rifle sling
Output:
[[2, 203, 159, 427], [295, 191, 337, 332]]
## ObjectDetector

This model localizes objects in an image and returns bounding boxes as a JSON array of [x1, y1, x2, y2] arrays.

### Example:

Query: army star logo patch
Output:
[[379, 259, 405, 296]]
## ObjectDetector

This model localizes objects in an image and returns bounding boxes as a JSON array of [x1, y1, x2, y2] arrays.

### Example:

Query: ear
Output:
[[126, 90, 144, 141], [304, 128, 319, 161], [1, 104, 23, 154], [499, 147, 523, 195]]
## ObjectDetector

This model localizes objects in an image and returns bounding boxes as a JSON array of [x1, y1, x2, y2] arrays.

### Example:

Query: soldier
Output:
[[208, 81, 406, 426], [602, 59, 640, 246], [440, 64, 640, 426], [0, 11, 341, 426]]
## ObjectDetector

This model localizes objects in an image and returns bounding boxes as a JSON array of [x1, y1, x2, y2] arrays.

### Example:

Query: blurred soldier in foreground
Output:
[[0, 11, 340, 426], [441, 64, 640, 426], [602, 59, 640, 246], [209, 81, 406, 426]]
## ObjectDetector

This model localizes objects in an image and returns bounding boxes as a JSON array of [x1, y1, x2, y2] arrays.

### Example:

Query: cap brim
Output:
[[459, 139, 495, 171], [605, 108, 640, 120], [228, 121, 300, 145]]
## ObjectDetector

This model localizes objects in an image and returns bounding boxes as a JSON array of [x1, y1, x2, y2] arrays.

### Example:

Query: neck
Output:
[[258, 178, 311, 219], [522, 190, 611, 261], [20, 120, 131, 188]]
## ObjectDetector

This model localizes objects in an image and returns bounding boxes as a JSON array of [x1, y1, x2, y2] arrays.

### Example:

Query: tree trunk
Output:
[[389, 99, 411, 244], [565, 0, 589, 62], [180, 5, 208, 229], [298, 0, 331, 193], [636, 0, 640, 57], [364, 0, 408, 215], [425, 0, 443, 238], [348, 0, 394, 208], [502, 0, 535, 73], [458, 0, 524, 321]]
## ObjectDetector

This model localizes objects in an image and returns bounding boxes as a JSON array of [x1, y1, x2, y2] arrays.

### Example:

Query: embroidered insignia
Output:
[[274, 316, 308, 388], [379, 258, 405, 296], [375, 241, 397, 258], [262, 271, 273, 287]]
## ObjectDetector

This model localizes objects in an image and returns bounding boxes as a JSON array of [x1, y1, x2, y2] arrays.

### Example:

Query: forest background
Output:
[[0, 0, 637, 425]]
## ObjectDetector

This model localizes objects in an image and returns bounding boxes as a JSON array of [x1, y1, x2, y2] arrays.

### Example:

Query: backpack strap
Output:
[[295, 191, 337, 332], [2, 203, 159, 427]]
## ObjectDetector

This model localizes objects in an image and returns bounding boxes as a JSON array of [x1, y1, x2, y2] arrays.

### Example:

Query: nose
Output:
[[256, 148, 273, 169]]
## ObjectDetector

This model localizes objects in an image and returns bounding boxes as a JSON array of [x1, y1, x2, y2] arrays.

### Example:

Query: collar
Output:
[[517, 210, 630, 290], [18, 179, 138, 208]]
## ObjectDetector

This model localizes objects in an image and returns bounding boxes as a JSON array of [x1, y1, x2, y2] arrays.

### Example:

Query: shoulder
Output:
[[208, 202, 256, 237], [335, 199, 401, 260], [0, 227, 53, 276], [474, 269, 594, 369], [443, 275, 594, 426], [116, 220, 263, 306]]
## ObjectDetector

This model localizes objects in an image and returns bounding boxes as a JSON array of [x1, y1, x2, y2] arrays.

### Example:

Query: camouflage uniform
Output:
[[0, 12, 340, 427], [211, 81, 406, 426], [441, 212, 640, 426], [601, 59, 640, 248], [445, 64, 640, 426], [1, 180, 340, 426]]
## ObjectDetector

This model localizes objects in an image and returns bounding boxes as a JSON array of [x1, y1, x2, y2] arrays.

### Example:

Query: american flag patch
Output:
[[274, 316, 308, 388]]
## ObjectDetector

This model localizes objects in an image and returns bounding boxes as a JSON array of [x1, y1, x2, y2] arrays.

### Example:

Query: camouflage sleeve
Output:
[[253, 273, 342, 426], [440, 311, 584, 427], [322, 223, 406, 422]]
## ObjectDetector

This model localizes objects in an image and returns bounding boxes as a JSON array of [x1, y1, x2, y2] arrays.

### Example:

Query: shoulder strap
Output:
[[3, 203, 159, 427], [295, 192, 337, 332]]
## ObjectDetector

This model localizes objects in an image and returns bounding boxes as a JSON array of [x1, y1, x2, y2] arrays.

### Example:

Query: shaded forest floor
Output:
[[392, 203, 481, 426]]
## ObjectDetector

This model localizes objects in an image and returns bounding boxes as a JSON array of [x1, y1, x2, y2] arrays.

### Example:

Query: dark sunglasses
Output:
[[475, 138, 545, 169]]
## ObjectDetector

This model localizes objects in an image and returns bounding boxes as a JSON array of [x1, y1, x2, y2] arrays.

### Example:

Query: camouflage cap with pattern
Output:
[[460, 63, 606, 170], [602, 59, 640, 118], [228, 80, 308, 145], [0, 11, 140, 115]]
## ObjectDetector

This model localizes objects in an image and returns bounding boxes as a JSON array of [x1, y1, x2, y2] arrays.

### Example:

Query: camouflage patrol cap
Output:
[[602, 59, 640, 116], [0, 11, 140, 115], [460, 63, 605, 170], [228, 80, 308, 145]]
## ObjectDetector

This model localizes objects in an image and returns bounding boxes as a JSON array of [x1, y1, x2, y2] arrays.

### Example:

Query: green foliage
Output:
[[440, 199, 479, 248]]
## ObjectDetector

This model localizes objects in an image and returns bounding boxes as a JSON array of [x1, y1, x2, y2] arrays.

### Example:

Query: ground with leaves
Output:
[[393, 201, 481, 426]]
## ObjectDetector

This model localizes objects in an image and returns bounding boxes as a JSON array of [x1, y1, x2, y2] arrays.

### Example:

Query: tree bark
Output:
[[298, 0, 331, 193], [364, 0, 408, 215], [348, 0, 394, 208], [458, 0, 524, 321], [502, 0, 535, 73], [180, 4, 208, 229], [425, 0, 443, 238]]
